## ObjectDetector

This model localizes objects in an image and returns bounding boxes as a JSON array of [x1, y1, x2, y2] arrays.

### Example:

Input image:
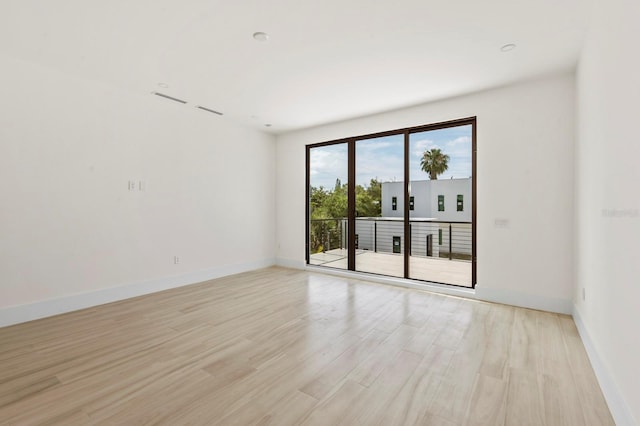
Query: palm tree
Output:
[[420, 148, 450, 180]]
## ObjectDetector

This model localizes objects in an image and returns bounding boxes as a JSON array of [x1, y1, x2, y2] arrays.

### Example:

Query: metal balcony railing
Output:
[[309, 218, 472, 261]]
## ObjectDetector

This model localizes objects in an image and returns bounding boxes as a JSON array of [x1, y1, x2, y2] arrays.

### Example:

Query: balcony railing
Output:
[[309, 218, 471, 261]]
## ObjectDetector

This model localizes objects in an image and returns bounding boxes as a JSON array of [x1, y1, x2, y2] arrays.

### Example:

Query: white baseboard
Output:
[[573, 305, 637, 426], [275, 257, 306, 270], [0, 258, 276, 328], [277, 258, 571, 314], [474, 287, 573, 314]]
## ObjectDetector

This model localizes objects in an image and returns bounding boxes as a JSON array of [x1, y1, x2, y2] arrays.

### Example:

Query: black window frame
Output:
[[305, 117, 477, 288]]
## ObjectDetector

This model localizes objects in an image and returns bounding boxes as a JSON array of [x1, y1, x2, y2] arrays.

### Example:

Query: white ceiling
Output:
[[0, 0, 589, 133]]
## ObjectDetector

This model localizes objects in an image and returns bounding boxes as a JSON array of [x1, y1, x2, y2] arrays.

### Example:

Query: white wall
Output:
[[0, 55, 276, 324], [276, 73, 575, 312], [574, 0, 640, 423]]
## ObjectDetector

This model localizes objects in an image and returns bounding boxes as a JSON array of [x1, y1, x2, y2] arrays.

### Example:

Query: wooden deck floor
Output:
[[310, 249, 473, 287], [0, 267, 613, 425]]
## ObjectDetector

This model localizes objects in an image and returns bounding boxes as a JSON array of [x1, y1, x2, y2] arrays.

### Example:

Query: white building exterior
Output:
[[381, 178, 472, 222], [351, 178, 472, 258]]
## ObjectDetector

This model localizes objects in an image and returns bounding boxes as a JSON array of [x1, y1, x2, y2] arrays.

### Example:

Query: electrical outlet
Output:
[[128, 180, 136, 191], [174, 256, 180, 265]]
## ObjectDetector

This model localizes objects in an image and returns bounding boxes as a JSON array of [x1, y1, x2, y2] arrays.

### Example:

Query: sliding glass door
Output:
[[355, 134, 405, 278], [408, 125, 473, 286], [307, 143, 349, 270], [306, 118, 476, 288]]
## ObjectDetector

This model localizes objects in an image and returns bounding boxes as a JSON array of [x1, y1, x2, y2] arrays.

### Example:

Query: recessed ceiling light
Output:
[[158, 82, 169, 88], [500, 43, 516, 52], [253, 32, 269, 42]]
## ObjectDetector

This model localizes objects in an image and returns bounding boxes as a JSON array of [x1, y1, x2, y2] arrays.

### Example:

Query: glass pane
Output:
[[308, 144, 349, 269], [355, 134, 404, 277], [408, 125, 473, 287]]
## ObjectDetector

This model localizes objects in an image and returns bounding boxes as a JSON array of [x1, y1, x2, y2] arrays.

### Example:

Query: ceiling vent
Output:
[[153, 92, 187, 104], [196, 106, 223, 116]]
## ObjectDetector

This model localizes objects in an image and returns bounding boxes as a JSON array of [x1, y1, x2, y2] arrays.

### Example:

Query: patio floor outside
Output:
[[309, 248, 472, 287]]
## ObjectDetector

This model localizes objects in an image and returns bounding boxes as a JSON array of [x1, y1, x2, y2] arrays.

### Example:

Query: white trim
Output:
[[572, 305, 637, 426], [0, 258, 276, 328], [277, 258, 570, 314], [474, 286, 573, 315], [275, 257, 306, 270]]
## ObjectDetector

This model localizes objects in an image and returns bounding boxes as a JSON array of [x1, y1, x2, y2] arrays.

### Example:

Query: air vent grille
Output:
[[152, 92, 223, 117], [153, 92, 187, 104], [196, 106, 223, 116]]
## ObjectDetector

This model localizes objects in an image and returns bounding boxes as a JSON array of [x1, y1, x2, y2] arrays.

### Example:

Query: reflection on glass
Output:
[[355, 135, 404, 277], [408, 125, 473, 287], [308, 144, 348, 269]]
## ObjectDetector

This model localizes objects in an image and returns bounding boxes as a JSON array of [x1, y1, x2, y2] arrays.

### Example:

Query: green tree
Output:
[[367, 178, 382, 204], [309, 178, 383, 253], [355, 179, 382, 217], [327, 181, 347, 218], [420, 148, 450, 180], [310, 182, 349, 218], [310, 186, 329, 219], [309, 182, 347, 253]]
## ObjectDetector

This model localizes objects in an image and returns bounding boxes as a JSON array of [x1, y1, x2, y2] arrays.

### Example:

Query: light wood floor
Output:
[[0, 267, 613, 425]]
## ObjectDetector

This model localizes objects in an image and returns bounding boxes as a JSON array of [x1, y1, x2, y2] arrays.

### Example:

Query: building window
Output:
[[392, 196, 397, 211], [393, 236, 401, 253], [438, 195, 445, 211], [409, 196, 414, 210], [457, 194, 463, 211]]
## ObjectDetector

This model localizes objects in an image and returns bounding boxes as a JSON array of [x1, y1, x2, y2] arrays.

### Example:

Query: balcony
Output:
[[309, 218, 472, 287]]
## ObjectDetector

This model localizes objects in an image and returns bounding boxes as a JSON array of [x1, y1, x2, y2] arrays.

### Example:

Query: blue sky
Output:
[[309, 125, 472, 189]]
